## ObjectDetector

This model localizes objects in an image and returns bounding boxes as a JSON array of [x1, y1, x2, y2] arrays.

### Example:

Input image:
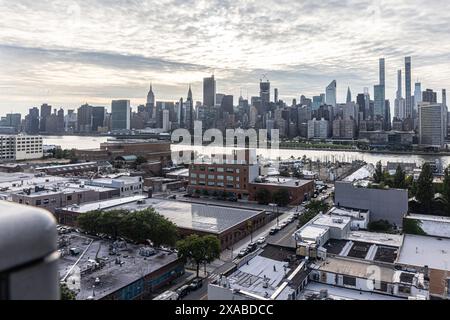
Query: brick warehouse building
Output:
[[249, 177, 315, 206], [187, 149, 259, 200], [187, 149, 314, 205], [74, 139, 171, 165]]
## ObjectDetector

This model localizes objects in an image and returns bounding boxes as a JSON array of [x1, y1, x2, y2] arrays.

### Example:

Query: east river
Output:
[[43, 135, 450, 167]]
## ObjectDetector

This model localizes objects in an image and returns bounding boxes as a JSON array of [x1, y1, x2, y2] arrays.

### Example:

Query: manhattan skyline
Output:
[[1, 0, 450, 113]]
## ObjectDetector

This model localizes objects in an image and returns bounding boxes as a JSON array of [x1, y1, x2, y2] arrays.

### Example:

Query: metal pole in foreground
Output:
[[0, 201, 59, 300]]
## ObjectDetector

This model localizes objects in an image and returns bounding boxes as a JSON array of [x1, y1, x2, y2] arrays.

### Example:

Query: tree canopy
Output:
[[272, 189, 290, 207], [176, 235, 220, 278], [77, 208, 178, 247], [442, 166, 450, 214], [415, 163, 434, 212], [255, 188, 271, 205], [373, 161, 383, 184], [393, 165, 406, 189]]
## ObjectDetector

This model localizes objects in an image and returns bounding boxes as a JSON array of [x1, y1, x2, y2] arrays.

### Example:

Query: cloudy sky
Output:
[[1, 0, 449, 114]]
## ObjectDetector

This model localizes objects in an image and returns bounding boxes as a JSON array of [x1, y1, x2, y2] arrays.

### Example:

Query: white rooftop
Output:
[[60, 195, 147, 213], [301, 282, 405, 300], [406, 214, 450, 238], [343, 164, 375, 182], [226, 255, 291, 299], [313, 214, 351, 230], [397, 234, 450, 271], [347, 231, 404, 247], [329, 207, 369, 220], [297, 225, 329, 241]]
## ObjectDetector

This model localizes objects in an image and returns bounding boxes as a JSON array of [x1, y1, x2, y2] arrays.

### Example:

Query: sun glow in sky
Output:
[[1, 0, 450, 113]]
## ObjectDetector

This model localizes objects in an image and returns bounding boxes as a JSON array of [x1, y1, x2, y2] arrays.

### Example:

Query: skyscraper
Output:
[[374, 58, 386, 123], [374, 85, 385, 118], [396, 70, 402, 99], [422, 89, 437, 103], [146, 84, 155, 117], [346, 87, 352, 104], [395, 70, 406, 120], [40, 103, 52, 132], [443, 89, 447, 108], [187, 85, 194, 132], [259, 79, 270, 111], [414, 82, 422, 112], [405, 57, 412, 118], [203, 75, 216, 107], [111, 100, 131, 130], [220, 95, 234, 116], [419, 103, 444, 148], [92, 106, 105, 132], [77, 104, 93, 133], [325, 80, 336, 107], [25, 107, 40, 134], [274, 88, 279, 104]]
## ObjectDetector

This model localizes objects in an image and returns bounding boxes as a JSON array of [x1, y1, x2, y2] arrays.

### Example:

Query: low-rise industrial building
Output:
[[334, 181, 408, 226], [58, 196, 268, 249], [85, 176, 143, 197], [248, 177, 315, 205], [58, 231, 184, 300]]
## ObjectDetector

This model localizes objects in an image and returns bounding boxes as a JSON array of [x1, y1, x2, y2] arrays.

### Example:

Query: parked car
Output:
[[269, 228, 278, 235], [176, 285, 191, 299], [153, 290, 179, 300], [256, 237, 266, 245], [189, 278, 203, 291], [247, 242, 257, 252], [238, 249, 248, 258]]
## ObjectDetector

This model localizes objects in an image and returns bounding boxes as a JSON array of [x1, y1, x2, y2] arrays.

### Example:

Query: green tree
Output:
[[403, 218, 427, 235], [305, 200, 330, 214], [255, 188, 271, 205], [135, 155, 147, 166], [273, 189, 290, 207], [373, 161, 383, 183], [60, 283, 76, 300], [368, 220, 393, 232], [77, 208, 178, 247], [415, 163, 434, 212], [393, 165, 406, 189], [442, 166, 450, 214], [279, 169, 291, 177], [176, 235, 220, 278]]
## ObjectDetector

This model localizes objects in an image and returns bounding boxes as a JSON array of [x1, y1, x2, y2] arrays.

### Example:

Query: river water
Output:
[[43, 135, 450, 167]]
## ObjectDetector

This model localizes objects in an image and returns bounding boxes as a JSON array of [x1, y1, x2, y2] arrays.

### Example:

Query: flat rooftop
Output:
[[58, 231, 179, 300], [60, 195, 147, 213], [301, 282, 405, 300], [254, 177, 312, 188], [328, 207, 369, 220], [315, 257, 395, 283], [346, 231, 403, 247], [214, 249, 304, 300], [110, 198, 264, 234], [397, 234, 450, 271], [405, 214, 450, 238], [297, 225, 329, 241], [37, 162, 98, 170], [313, 214, 351, 230]]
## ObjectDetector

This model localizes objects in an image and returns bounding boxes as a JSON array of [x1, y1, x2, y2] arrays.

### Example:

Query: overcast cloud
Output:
[[0, 0, 449, 113]]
